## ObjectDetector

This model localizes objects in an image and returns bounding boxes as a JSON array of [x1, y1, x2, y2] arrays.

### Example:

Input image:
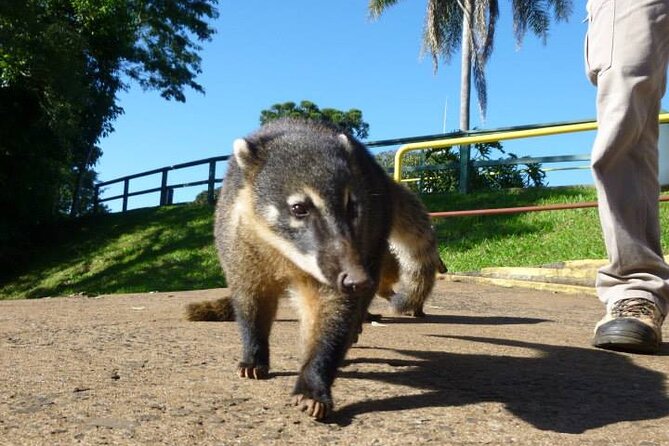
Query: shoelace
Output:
[[611, 299, 657, 319]]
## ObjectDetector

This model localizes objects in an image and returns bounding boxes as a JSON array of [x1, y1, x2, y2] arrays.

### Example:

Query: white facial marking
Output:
[[256, 189, 333, 284], [230, 187, 253, 228], [262, 204, 280, 225], [254, 223, 329, 284], [289, 219, 305, 228], [303, 187, 326, 212], [287, 193, 307, 207]]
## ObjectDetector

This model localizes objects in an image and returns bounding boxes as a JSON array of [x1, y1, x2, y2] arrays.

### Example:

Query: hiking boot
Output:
[[593, 298, 664, 354]]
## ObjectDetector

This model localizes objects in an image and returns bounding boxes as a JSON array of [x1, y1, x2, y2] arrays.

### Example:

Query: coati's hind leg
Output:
[[364, 252, 397, 322], [291, 279, 371, 420], [371, 248, 401, 319], [377, 248, 400, 301], [386, 182, 443, 317], [232, 282, 282, 380]]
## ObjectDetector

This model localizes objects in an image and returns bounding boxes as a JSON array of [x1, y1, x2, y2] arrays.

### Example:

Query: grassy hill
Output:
[[4, 185, 669, 300], [426, 185, 607, 272], [0, 205, 224, 299]]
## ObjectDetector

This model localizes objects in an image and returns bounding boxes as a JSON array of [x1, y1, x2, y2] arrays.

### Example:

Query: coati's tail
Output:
[[185, 297, 235, 321], [385, 182, 444, 317]]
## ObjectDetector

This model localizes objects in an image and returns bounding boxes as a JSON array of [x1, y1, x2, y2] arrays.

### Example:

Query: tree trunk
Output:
[[458, 0, 473, 193]]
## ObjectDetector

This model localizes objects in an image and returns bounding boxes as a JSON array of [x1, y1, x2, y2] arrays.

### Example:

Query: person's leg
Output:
[[586, 0, 669, 353]]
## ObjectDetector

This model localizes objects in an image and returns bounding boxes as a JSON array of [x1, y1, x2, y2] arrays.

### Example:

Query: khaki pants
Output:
[[585, 0, 669, 316]]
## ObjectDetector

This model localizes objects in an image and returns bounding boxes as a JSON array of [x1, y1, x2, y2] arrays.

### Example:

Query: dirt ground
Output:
[[1, 278, 668, 445]]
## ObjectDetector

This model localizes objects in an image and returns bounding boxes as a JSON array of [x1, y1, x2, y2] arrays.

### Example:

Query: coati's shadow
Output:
[[332, 336, 669, 433], [377, 314, 549, 325], [268, 371, 298, 378]]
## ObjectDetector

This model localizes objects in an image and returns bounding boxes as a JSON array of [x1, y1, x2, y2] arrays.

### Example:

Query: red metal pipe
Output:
[[429, 195, 669, 219]]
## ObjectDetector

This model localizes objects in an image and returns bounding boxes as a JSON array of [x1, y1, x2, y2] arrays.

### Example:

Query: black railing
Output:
[[94, 155, 229, 212]]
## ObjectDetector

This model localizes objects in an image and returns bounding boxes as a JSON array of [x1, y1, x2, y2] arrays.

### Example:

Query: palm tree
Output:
[[370, 0, 572, 126], [369, 0, 572, 190]]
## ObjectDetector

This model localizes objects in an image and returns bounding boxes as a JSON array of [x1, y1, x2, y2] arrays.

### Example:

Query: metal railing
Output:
[[428, 196, 669, 219], [95, 114, 669, 213], [96, 124, 568, 212], [94, 155, 229, 212], [388, 113, 669, 218], [393, 113, 669, 186]]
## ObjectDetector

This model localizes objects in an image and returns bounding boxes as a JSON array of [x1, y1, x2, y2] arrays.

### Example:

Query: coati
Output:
[[187, 118, 443, 420]]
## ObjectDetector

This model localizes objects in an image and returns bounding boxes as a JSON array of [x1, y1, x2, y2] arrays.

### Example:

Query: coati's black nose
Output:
[[338, 271, 372, 295]]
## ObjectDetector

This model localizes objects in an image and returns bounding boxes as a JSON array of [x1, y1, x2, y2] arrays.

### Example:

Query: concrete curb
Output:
[[441, 258, 614, 296], [441, 273, 597, 295]]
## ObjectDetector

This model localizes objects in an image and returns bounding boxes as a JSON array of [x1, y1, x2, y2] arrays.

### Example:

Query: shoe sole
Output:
[[593, 318, 660, 354]]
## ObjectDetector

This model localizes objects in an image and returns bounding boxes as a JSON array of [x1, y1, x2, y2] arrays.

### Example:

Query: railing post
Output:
[[159, 169, 169, 206], [122, 178, 129, 212], [459, 144, 471, 194], [207, 161, 216, 205]]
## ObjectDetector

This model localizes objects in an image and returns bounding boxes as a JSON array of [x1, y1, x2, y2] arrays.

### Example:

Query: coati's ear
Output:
[[338, 134, 355, 153], [233, 138, 259, 171]]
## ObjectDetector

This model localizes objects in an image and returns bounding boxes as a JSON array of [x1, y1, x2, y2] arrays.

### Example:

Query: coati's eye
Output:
[[290, 202, 310, 219]]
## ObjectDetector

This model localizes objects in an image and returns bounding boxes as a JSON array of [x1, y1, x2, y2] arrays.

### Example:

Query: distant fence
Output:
[[93, 118, 613, 213], [94, 155, 229, 213]]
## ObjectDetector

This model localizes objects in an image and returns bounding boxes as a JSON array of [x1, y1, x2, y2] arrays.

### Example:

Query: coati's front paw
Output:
[[292, 376, 333, 420], [293, 394, 332, 420], [237, 363, 269, 379]]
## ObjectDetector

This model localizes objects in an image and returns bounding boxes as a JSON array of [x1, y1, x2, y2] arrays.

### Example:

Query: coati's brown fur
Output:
[[186, 119, 443, 420]]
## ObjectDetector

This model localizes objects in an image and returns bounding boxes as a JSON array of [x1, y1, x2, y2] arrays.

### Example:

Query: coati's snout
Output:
[[318, 237, 375, 296], [337, 263, 373, 295], [338, 272, 372, 295]]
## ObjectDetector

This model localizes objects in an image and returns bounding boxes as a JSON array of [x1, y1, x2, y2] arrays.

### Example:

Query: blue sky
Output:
[[97, 0, 668, 210]]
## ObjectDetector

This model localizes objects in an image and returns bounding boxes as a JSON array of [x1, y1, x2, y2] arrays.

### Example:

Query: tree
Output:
[[369, 0, 571, 121], [0, 0, 218, 273], [260, 100, 370, 139], [369, 0, 572, 190]]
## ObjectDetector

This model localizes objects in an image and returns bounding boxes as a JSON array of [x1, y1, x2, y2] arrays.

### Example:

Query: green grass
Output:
[[425, 186, 606, 272], [0, 204, 225, 299], [3, 185, 669, 299]]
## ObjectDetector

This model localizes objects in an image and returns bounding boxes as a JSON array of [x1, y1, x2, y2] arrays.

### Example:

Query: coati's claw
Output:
[[293, 394, 331, 420], [238, 364, 269, 380]]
